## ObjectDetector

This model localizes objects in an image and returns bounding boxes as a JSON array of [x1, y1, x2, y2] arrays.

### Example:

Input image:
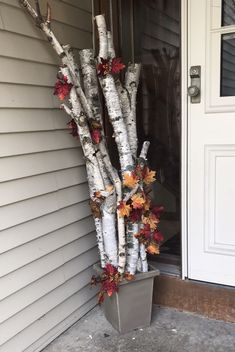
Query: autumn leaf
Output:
[[97, 58, 111, 76], [143, 167, 156, 185], [111, 58, 125, 74], [146, 242, 160, 255], [129, 208, 142, 223], [142, 212, 159, 230], [91, 129, 102, 144], [90, 199, 102, 219], [153, 231, 164, 243], [141, 224, 152, 238], [151, 205, 164, 218], [117, 201, 131, 217], [131, 193, 145, 209], [54, 75, 72, 101], [67, 119, 78, 137], [143, 197, 151, 211], [123, 172, 138, 189], [124, 273, 135, 281]]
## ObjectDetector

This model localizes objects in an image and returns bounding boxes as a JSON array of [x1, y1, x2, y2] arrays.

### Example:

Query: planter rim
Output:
[[93, 263, 160, 286]]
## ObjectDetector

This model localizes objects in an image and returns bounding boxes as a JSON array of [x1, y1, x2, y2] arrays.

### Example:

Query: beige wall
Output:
[[0, 1, 98, 351]]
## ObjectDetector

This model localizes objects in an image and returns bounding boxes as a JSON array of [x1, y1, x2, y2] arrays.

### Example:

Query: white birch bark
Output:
[[96, 14, 136, 274], [139, 244, 148, 272], [95, 15, 108, 59], [126, 223, 140, 275], [61, 101, 107, 267], [125, 63, 141, 157], [138, 141, 151, 272], [107, 31, 115, 58]]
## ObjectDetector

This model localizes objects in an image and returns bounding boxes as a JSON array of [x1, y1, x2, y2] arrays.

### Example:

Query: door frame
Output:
[[181, 0, 188, 279]]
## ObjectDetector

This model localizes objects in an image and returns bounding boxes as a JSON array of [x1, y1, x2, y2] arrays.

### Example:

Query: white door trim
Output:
[[181, 0, 188, 279]]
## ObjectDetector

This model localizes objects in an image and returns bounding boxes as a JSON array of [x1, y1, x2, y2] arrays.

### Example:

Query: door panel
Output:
[[188, 0, 235, 286]]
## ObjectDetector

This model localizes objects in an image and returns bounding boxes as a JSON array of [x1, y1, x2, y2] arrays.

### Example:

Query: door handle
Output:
[[188, 85, 200, 97], [188, 66, 201, 103]]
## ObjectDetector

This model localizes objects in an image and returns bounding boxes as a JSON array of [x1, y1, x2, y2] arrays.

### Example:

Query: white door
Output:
[[188, 0, 235, 286]]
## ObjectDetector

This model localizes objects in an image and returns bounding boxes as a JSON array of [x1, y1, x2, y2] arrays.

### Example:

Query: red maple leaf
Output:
[[151, 205, 164, 218], [91, 129, 102, 144], [129, 208, 142, 223], [67, 119, 78, 137], [153, 231, 164, 243], [111, 58, 125, 74], [97, 58, 111, 76], [54, 75, 72, 101], [141, 224, 151, 238]]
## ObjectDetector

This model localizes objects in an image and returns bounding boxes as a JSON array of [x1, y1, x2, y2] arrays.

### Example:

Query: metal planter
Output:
[[94, 264, 160, 334]]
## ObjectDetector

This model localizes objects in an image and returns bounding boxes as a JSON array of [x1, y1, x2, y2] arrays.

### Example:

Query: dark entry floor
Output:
[[43, 305, 235, 352]]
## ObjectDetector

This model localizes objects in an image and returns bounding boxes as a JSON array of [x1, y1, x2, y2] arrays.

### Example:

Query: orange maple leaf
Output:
[[124, 273, 135, 281], [142, 213, 159, 230], [146, 242, 160, 255], [123, 172, 138, 189], [143, 167, 156, 185], [118, 201, 131, 217], [131, 193, 145, 209], [143, 197, 151, 211]]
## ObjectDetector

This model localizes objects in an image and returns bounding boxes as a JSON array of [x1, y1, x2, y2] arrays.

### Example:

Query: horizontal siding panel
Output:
[[0, 217, 95, 277], [61, 0, 92, 12], [0, 268, 95, 346], [0, 248, 98, 323], [51, 20, 92, 49], [0, 166, 87, 206], [0, 148, 84, 182], [0, 232, 97, 301], [0, 201, 91, 254], [0, 31, 59, 64], [0, 84, 59, 109], [0, 130, 79, 157], [0, 0, 94, 349], [0, 0, 92, 31], [1, 0, 92, 13], [0, 183, 89, 230], [0, 108, 68, 133], [1, 293, 97, 352], [0, 57, 58, 86], [0, 3, 92, 49]]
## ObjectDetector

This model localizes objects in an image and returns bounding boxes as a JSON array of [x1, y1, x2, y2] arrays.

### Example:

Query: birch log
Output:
[[125, 63, 141, 157]]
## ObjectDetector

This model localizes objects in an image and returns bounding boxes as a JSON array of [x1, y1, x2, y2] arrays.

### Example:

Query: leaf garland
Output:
[[118, 159, 164, 256]]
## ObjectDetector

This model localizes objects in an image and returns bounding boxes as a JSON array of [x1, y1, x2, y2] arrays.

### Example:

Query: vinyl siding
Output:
[[0, 1, 98, 351]]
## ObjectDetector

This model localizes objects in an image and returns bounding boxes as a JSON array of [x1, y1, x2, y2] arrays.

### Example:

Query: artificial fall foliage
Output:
[[97, 57, 125, 76], [53, 75, 72, 101], [21, 2, 164, 303]]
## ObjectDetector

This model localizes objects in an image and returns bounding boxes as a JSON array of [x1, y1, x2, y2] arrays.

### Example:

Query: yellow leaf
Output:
[[123, 172, 138, 189], [143, 197, 151, 211], [147, 243, 160, 255], [124, 273, 135, 281], [118, 201, 131, 217], [131, 193, 145, 209], [142, 213, 159, 230], [143, 168, 156, 185]]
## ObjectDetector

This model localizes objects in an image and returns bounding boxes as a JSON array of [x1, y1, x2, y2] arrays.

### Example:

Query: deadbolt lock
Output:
[[188, 65, 201, 103]]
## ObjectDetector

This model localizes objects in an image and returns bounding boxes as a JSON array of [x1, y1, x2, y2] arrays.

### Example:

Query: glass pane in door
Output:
[[221, 33, 235, 96], [222, 0, 235, 26], [133, 0, 181, 255]]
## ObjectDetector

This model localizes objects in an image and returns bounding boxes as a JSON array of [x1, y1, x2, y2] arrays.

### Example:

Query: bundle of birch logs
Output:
[[20, 1, 163, 278]]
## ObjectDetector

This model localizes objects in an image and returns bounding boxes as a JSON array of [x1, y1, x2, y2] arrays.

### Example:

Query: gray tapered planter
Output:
[[93, 263, 160, 333]]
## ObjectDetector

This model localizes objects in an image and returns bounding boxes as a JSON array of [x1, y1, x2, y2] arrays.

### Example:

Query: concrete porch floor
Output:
[[43, 305, 235, 352]]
